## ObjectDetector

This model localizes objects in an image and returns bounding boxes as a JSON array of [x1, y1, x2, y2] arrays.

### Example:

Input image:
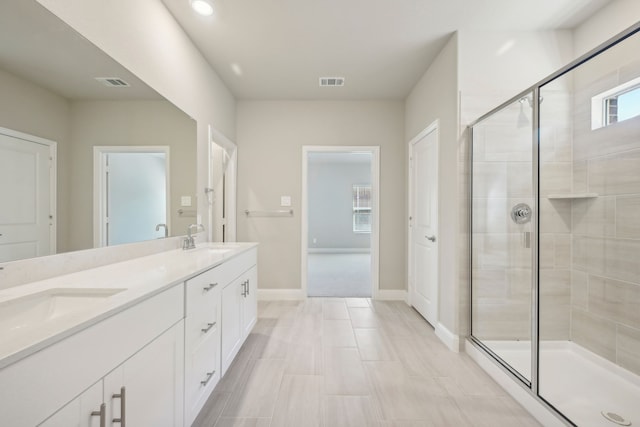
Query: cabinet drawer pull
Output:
[[112, 386, 126, 426], [241, 280, 247, 297], [201, 322, 216, 333], [91, 403, 106, 427], [246, 279, 250, 296], [203, 283, 218, 292], [201, 371, 216, 387]]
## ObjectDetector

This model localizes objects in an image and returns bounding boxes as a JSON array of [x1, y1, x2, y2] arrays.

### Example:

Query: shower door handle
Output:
[[426, 235, 436, 242]]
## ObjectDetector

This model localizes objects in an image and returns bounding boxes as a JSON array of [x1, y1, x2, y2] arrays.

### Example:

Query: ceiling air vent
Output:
[[319, 77, 345, 87], [95, 77, 130, 88]]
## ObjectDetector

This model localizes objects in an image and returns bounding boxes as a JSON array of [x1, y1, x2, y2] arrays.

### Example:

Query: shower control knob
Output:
[[510, 203, 532, 224]]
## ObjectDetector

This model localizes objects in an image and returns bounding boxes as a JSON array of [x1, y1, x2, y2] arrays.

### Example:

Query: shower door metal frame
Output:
[[467, 21, 640, 427]]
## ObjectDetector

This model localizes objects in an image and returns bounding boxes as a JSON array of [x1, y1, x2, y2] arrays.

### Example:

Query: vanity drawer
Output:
[[184, 329, 219, 425], [185, 293, 219, 351]]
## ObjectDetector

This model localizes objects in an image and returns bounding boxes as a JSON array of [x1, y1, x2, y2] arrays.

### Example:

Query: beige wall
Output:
[[37, 0, 237, 236], [68, 100, 197, 251], [405, 34, 460, 335], [573, 0, 640, 58], [0, 68, 72, 252], [236, 100, 405, 292]]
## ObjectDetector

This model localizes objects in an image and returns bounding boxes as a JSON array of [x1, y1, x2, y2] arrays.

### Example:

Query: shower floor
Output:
[[483, 340, 640, 427]]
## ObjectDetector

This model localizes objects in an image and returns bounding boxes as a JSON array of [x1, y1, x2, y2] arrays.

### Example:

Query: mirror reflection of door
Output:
[[94, 147, 169, 247], [0, 128, 56, 262]]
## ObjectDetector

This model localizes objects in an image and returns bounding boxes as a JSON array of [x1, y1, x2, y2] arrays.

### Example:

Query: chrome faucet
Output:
[[183, 224, 205, 250], [155, 223, 168, 238]]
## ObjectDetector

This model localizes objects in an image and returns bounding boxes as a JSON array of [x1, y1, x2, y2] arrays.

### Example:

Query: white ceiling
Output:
[[162, 0, 613, 100], [0, 0, 161, 100]]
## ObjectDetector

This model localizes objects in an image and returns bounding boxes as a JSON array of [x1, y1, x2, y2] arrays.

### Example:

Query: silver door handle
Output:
[[201, 371, 216, 387], [112, 386, 126, 426], [241, 280, 248, 297], [426, 235, 436, 242], [203, 283, 218, 292], [246, 279, 250, 296], [201, 322, 216, 333], [91, 403, 106, 427]]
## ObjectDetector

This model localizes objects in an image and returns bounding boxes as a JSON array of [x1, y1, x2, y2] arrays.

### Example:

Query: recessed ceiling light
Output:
[[190, 0, 214, 16]]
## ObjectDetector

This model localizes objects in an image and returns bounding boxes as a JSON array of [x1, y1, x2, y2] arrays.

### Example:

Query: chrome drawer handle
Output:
[[203, 283, 218, 292], [201, 371, 216, 387], [201, 322, 216, 333], [112, 386, 126, 426], [91, 403, 106, 427]]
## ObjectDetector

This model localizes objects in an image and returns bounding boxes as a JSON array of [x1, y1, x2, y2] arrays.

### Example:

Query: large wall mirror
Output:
[[0, 0, 197, 263]]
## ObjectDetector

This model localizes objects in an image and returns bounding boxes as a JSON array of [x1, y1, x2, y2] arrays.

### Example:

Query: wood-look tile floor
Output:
[[193, 298, 541, 427]]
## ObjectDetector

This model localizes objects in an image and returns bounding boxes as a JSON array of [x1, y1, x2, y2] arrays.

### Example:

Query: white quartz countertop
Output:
[[0, 242, 258, 369]]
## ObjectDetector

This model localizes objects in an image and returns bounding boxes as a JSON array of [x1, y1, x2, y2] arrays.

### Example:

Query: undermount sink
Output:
[[0, 288, 126, 335]]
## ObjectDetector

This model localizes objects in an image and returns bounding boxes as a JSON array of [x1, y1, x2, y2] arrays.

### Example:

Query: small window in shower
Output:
[[592, 76, 640, 129]]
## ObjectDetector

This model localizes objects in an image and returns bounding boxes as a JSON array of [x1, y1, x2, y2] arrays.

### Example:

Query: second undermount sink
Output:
[[0, 288, 126, 335]]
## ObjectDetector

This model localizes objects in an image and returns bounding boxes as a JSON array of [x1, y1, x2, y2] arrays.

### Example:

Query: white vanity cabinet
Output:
[[40, 321, 184, 427], [184, 246, 258, 425], [0, 284, 184, 427], [221, 263, 258, 375], [184, 267, 221, 426]]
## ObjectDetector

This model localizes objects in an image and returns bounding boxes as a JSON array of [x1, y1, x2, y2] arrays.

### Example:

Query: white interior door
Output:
[[410, 125, 439, 325], [0, 129, 55, 262]]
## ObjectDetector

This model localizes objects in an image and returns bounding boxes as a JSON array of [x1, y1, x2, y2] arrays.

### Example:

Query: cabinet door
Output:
[[221, 277, 243, 375], [39, 381, 103, 427], [104, 321, 185, 427], [241, 266, 258, 339]]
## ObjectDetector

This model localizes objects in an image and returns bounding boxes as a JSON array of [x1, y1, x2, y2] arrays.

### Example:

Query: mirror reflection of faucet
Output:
[[183, 224, 205, 250], [155, 223, 168, 238]]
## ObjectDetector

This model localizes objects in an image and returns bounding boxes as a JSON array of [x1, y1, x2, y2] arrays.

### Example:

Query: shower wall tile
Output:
[[571, 197, 616, 237], [539, 162, 573, 196], [574, 118, 640, 162], [554, 234, 571, 270], [574, 236, 640, 284], [617, 325, 640, 376], [539, 234, 557, 269], [472, 162, 507, 198], [572, 161, 588, 194], [587, 149, 640, 196], [616, 196, 640, 239], [483, 125, 531, 162], [472, 302, 530, 341], [589, 275, 640, 330], [506, 268, 532, 300], [507, 162, 532, 197], [472, 198, 508, 234], [571, 270, 589, 310], [540, 198, 571, 234], [571, 308, 616, 363], [471, 270, 507, 301]]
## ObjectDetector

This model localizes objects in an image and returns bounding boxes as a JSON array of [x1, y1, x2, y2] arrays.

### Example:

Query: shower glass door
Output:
[[471, 92, 535, 384]]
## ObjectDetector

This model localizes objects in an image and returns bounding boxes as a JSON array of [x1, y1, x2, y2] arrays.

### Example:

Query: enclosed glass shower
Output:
[[470, 24, 640, 427]]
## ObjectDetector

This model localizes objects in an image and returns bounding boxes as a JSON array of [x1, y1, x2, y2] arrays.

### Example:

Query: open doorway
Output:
[[207, 125, 237, 242], [301, 146, 380, 298]]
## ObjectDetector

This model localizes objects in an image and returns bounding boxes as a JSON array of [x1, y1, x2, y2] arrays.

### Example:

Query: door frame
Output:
[[407, 120, 440, 322], [301, 145, 380, 298], [93, 146, 170, 247], [207, 125, 237, 242], [0, 126, 57, 256]]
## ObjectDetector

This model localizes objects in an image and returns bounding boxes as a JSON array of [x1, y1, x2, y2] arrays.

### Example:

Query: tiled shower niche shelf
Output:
[[547, 193, 598, 199]]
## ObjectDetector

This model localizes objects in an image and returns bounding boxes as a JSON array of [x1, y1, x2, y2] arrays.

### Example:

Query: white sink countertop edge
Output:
[[0, 242, 258, 369]]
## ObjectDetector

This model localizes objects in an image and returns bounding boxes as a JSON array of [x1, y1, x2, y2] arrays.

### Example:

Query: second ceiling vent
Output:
[[319, 77, 345, 87]]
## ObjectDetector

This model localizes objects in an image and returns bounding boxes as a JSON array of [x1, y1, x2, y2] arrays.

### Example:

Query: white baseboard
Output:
[[375, 290, 407, 301], [465, 340, 565, 427], [435, 323, 461, 353], [307, 248, 371, 254], [257, 289, 305, 301]]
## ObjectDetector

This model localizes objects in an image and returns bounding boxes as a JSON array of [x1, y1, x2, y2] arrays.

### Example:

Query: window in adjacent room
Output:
[[352, 184, 371, 233]]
